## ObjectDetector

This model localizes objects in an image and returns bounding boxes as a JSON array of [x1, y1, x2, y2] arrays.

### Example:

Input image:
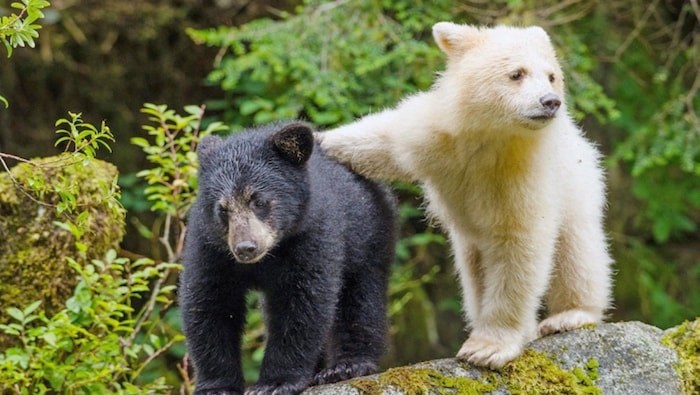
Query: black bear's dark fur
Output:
[[179, 122, 397, 395]]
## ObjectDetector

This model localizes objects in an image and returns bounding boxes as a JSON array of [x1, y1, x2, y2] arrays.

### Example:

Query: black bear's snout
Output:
[[539, 93, 561, 117], [234, 240, 258, 263]]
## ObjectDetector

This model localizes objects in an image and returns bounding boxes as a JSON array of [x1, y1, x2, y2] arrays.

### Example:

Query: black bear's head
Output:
[[195, 122, 313, 264]]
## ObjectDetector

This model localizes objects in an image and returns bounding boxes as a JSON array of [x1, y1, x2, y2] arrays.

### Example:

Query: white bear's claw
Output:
[[456, 334, 524, 369], [538, 309, 600, 337]]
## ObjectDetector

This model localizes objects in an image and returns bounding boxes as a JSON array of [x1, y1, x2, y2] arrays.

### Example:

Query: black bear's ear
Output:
[[272, 122, 314, 165], [197, 135, 223, 166]]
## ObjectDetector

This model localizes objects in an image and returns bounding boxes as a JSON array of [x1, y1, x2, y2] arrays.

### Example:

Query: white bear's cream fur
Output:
[[318, 23, 613, 369]]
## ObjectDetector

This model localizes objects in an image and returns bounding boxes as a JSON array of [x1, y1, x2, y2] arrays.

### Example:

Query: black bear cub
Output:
[[179, 122, 396, 395]]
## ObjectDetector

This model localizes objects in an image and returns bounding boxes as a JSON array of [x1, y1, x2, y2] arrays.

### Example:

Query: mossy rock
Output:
[[304, 321, 685, 395], [0, 155, 125, 335], [663, 318, 700, 395]]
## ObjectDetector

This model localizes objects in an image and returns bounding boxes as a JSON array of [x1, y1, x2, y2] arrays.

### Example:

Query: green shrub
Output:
[[0, 251, 180, 394]]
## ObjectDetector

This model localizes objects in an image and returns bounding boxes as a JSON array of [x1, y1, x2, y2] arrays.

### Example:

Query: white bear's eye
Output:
[[549, 73, 556, 83], [509, 69, 525, 81]]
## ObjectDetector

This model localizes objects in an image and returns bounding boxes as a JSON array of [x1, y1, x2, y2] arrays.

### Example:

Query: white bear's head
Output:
[[432, 22, 566, 132]]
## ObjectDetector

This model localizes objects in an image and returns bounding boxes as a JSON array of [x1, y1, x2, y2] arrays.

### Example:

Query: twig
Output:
[[189, 105, 206, 153], [0, 4, 28, 34], [160, 214, 177, 263], [125, 267, 172, 347], [612, 0, 660, 61], [178, 354, 193, 395], [683, 72, 700, 127], [0, 155, 56, 208], [311, 0, 350, 18], [538, 0, 585, 18], [544, 2, 594, 26], [456, 4, 505, 19], [691, 0, 700, 21], [0, 152, 35, 164], [131, 337, 181, 379]]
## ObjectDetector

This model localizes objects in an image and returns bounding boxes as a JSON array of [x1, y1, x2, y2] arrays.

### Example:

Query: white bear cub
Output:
[[318, 23, 613, 369]]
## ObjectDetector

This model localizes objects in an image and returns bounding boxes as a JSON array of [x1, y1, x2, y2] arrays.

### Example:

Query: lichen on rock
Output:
[[0, 155, 125, 335]]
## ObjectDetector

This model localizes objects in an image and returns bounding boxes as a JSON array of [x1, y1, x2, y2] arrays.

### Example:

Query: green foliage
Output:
[[187, 0, 448, 128], [0, 105, 208, 391], [134, 103, 227, 220], [554, 31, 619, 124], [0, 0, 49, 57], [0, 251, 181, 394], [0, 0, 50, 107], [622, 239, 700, 329], [610, 17, 700, 244], [0, 111, 116, 216], [0, 109, 183, 392], [630, 170, 699, 244]]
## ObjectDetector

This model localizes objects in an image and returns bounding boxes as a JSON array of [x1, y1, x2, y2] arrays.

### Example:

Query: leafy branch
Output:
[[0, 112, 115, 214], [0, 0, 51, 107], [133, 103, 227, 262], [0, 0, 50, 57]]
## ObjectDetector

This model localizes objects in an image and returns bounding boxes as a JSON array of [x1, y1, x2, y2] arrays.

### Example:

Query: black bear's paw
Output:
[[196, 388, 242, 395], [312, 360, 378, 385], [244, 381, 309, 395]]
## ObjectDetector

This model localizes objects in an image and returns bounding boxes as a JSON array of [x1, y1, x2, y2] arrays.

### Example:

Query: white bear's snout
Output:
[[539, 93, 561, 117]]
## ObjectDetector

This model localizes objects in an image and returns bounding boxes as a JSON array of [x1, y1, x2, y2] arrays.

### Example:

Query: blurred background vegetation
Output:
[[0, 0, 698, 392]]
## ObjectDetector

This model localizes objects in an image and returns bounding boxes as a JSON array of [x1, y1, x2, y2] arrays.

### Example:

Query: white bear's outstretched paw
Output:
[[456, 333, 524, 369], [538, 309, 600, 337]]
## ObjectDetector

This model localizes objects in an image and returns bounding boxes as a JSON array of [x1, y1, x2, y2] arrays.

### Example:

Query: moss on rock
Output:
[[0, 155, 125, 334], [349, 350, 601, 395], [351, 366, 499, 395], [502, 350, 601, 395], [662, 318, 700, 395]]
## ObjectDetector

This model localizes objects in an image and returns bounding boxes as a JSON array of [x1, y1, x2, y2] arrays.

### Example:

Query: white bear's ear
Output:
[[528, 26, 551, 43], [432, 22, 481, 57]]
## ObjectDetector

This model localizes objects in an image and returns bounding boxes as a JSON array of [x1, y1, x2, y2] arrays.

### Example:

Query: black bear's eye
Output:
[[250, 197, 268, 210], [216, 204, 228, 223], [249, 195, 271, 217], [509, 69, 525, 81]]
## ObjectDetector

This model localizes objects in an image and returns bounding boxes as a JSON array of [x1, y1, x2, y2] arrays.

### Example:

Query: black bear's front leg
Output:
[[246, 267, 339, 395], [180, 259, 248, 395], [313, 256, 390, 385]]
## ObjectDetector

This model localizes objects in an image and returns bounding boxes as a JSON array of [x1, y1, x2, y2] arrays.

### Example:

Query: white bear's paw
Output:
[[456, 333, 524, 369], [538, 309, 600, 337]]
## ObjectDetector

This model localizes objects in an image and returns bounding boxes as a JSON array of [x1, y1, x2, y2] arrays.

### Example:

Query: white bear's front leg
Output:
[[539, 221, 612, 336], [317, 112, 415, 182], [457, 237, 555, 369], [452, 237, 484, 325]]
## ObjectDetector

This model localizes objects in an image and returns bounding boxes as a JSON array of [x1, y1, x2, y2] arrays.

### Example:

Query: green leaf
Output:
[[5, 348, 29, 369], [42, 332, 57, 347], [23, 300, 42, 316], [130, 137, 150, 148], [7, 307, 24, 322]]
